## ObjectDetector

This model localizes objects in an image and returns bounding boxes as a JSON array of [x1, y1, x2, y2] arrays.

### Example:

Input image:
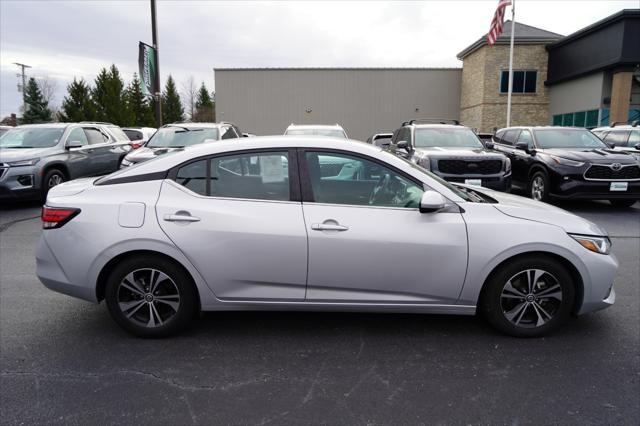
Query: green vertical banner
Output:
[[138, 42, 156, 96]]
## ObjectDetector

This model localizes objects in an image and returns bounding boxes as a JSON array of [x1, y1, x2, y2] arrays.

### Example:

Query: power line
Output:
[[14, 62, 32, 115]]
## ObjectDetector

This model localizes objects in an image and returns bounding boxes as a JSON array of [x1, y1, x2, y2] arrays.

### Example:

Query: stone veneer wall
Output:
[[460, 44, 551, 132]]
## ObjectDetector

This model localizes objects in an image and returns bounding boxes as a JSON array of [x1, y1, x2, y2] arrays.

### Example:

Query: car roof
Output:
[[593, 125, 639, 131], [286, 124, 344, 130], [163, 122, 230, 129], [410, 124, 468, 129], [14, 123, 70, 129]]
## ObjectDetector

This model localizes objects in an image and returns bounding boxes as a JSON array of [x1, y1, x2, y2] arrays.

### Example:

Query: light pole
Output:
[[150, 0, 162, 126], [14, 62, 31, 115]]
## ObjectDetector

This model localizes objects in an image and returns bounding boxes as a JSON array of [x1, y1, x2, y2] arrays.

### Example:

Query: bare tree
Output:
[[36, 77, 58, 105], [180, 76, 197, 121]]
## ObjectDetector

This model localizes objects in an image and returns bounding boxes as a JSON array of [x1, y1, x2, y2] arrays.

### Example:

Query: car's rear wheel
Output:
[[609, 199, 637, 208], [41, 168, 65, 201], [528, 170, 549, 202], [480, 256, 575, 337], [105, 255, 198, 337]]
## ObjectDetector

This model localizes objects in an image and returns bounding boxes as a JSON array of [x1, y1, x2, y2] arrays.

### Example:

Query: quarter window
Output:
[[304, 151, 423, 208], [83, 128, 108, 145], [500, 70, 537, 94]]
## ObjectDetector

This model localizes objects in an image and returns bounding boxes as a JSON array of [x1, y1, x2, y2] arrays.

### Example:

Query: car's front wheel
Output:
[[480, 256, 575, 337], [609, 199, 637, 208], [41, 168, 65, 201], [528, 170, 549, 202], [105, 255, 198, 337]]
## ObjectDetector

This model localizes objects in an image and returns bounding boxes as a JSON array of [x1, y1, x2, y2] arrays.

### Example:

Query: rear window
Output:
[[123, 129, 143, 141], [285, 129, 347, 138]]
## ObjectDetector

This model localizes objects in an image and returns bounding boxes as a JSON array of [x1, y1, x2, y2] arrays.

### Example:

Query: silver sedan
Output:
[[36, 137, 617, 337]]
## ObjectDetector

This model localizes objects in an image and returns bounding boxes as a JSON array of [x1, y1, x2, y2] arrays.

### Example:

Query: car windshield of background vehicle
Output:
[[285, 129, 347, 138], [533, 129, 609, 149], [147, 127, 219, 148], [377, 150, 474, 202], [414, 128, 483, 149], [0, 128, 64, 148], [108, 126, 132, 142]]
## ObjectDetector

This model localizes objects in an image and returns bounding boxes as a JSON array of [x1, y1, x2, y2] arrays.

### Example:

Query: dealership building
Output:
[[215, 9, 640, 140]]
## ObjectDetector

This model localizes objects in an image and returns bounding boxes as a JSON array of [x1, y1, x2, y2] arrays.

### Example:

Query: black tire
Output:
[[480, 255, 575, 337], [41, 168, 65, 202], [105, 255, 198, 338], [609, 199, 637, 208], [527, 170, 549, 202]]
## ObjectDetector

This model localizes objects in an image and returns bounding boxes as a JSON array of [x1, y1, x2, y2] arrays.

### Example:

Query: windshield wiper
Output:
[[174, 128, 204, 133]]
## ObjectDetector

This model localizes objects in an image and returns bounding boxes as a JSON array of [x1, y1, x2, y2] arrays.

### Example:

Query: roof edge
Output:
[[213, 67, 462, 71]]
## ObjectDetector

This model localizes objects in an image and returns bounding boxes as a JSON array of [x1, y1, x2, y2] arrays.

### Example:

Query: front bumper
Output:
[[0, 165, 41, 200], [576, 249, 618, 315], [436, 172, 512, 192], [550, 177, 640, 200]]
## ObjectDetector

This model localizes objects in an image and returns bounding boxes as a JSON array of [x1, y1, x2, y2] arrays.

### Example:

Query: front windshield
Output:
[[285, 129, 347, 138], [378, 150, 474, 202], [0, 127, 64, 149], [147, 127, 219, 148], [414, 128, 483, 148], [534, 129, 608, 149]]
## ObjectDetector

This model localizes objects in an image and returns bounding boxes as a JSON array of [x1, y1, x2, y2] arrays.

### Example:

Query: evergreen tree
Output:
[[125, 73, 155, 127], [21, 77, 53, 124], [59, 78, 95, 122], [92, 64, 132, 125], [193, 82, 215, 122], [162, 75, 184, 124]]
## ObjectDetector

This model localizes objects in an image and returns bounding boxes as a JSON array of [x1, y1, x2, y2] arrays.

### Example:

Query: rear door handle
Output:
[[163, 213, 200, 223], [311, 223, 349, 231]]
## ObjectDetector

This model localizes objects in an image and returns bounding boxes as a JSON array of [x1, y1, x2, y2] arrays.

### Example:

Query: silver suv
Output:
[[0, 122, 131, 201], [592, 122, 640, 159], [389, 119, 511, 191]]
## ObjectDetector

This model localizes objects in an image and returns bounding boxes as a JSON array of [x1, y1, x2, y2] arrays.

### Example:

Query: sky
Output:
[[1, 0, 637, 118]]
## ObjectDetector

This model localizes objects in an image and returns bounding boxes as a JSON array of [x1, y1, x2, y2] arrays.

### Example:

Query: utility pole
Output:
[[14, 62, 31, 115], [150, 0, 162, 126]]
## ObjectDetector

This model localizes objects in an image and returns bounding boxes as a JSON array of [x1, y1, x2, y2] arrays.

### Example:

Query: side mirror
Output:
[[396, 140, 410, 151], [419, 191, 446, 213], [515, 141, 534, 154], [66, 140, 84, 149], [606, 142, 616, 148], [484, 141, 495, 150], [635, 143, 640, 151]]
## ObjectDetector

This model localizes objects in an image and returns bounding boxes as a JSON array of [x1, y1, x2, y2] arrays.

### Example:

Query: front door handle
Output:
[[163, 213, 200, 222], [311, 222, 349, 231]]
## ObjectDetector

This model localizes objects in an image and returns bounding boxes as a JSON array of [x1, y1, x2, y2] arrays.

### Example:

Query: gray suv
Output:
[[389, 119, 511, 191], [0, 122, 131, 201]]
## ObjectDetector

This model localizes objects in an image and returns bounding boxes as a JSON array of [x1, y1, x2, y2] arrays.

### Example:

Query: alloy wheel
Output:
[[48, 174, 63, 188], [500, 269, 563, 328], [531, 176, 545, 201], [116, 268, 181, 328]]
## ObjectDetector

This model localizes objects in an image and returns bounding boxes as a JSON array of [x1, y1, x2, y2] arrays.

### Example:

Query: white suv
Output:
[[284, 124, 348, 138], [592, 122, 640, 158]]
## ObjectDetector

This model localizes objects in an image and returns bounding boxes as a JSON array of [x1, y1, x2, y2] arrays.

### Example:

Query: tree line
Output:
[[19, 64, 215, 127]]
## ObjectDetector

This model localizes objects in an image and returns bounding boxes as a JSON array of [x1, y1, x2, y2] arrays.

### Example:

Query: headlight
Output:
[[7, 158, 38, 167], [504, 157, 511, 173], [549, 155, 584, 167], [569, 234, 611, 255]]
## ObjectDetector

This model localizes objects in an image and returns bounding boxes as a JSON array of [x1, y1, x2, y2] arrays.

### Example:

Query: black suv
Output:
[[492, 126, 640, 207], [389, 119, 511, 191]]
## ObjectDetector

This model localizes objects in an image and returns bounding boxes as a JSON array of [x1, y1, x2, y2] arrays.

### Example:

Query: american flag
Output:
[[487, 0, 512, 45]]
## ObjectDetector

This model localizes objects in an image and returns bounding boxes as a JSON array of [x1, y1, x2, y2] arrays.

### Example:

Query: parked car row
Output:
[[365, 119, 639, 207]]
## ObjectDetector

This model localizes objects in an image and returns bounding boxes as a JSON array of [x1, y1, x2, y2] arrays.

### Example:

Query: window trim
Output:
[[167, 147, 301, 202], [297, 147, 424, 206]]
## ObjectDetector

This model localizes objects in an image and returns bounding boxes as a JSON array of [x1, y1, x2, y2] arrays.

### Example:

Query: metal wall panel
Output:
[[215, 69, 462, 141]]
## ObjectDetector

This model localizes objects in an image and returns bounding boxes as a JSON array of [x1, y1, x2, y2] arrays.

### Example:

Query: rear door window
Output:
[[83, 128, 109, 145]]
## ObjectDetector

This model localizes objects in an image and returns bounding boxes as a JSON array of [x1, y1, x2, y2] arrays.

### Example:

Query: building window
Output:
[[500, 70, 537, 94], [552, 109, 601, 128]]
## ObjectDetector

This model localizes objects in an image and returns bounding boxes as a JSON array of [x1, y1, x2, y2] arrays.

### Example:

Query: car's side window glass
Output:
[[305, 151, 423, 208], [210, 151, 290, 201], [67, 127, 88, 146], [502, 130, 519, 146], [84, 128, 108, 145], [176, 160, 207, 195], [517, 130, 534, 149], [493, 130, 504, 143], [220, 127, 236, 140], [628, 131, 640, 146], [604, 131, 630, 147]]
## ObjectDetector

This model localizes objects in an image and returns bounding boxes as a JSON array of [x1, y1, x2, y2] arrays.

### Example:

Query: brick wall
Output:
[[460, 43, 551, 132]]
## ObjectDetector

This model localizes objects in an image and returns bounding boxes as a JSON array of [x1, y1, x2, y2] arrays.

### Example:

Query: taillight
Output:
[[131, 142, 143, 149], [41, 206, 81, 229]]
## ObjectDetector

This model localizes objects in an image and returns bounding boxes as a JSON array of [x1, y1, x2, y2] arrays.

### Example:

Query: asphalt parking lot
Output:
[[1, 199, 638, 425]]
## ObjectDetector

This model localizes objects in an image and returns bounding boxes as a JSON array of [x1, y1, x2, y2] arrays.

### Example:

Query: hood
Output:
[[0, 147, 55, 162], [124, 146, 183, 163], [414, 147, 505, 159], [540, 148, 638, 164], [462, 185, 605, 236]]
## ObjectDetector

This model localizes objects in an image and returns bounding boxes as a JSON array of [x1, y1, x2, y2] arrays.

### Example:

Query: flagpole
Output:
[[506, 0, 515, 127]]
